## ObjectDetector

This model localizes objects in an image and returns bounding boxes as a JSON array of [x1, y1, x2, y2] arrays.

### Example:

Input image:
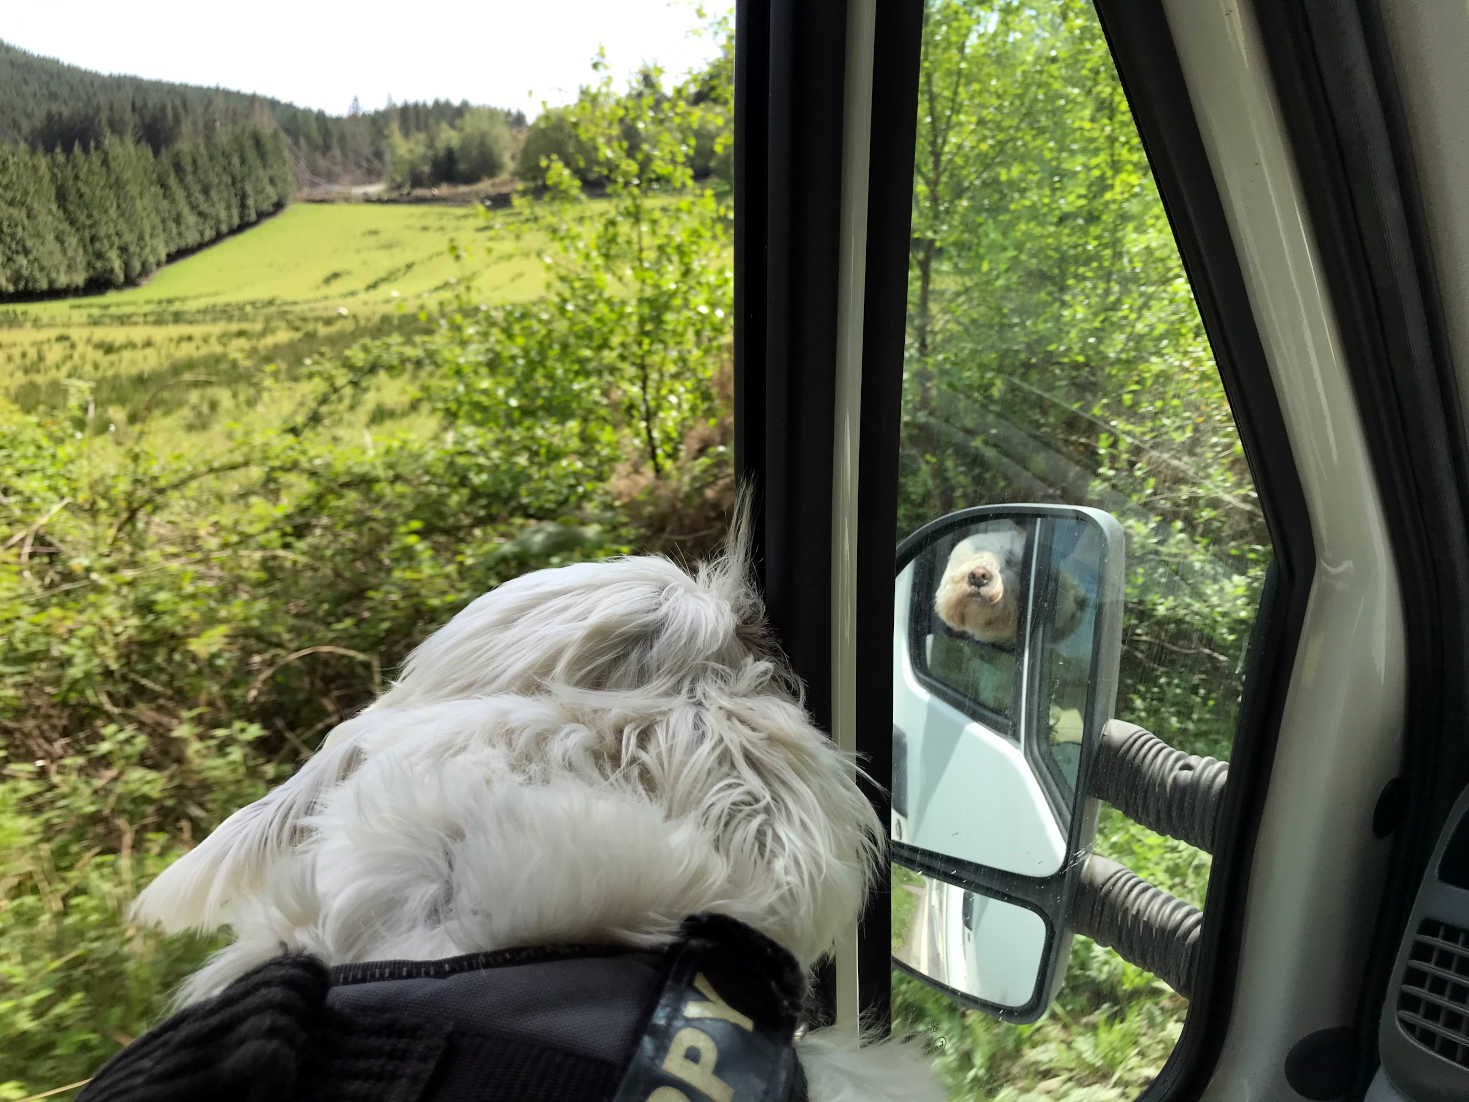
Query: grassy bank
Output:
[[1, 203, 550, 461]]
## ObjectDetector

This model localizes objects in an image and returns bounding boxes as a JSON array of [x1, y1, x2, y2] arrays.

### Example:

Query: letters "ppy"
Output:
[[647, 973, 755, 1102]]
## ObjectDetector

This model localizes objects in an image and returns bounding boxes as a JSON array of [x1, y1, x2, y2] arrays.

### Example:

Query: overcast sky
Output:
[[3, 0, 730, 117]]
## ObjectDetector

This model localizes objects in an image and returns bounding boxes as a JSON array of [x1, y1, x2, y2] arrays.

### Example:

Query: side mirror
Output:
[[891, 505, 1124, 1020]]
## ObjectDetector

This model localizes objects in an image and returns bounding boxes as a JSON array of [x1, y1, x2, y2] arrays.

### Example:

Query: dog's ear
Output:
[[130, 714, 375, 932], [698, 486, 781, 660]]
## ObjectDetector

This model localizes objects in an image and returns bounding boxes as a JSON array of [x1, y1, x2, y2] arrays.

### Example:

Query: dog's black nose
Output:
[[968, 568, 991, 589]]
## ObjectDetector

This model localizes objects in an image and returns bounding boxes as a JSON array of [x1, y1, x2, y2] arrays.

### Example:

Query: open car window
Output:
[[890, 1, 1273, 1094]]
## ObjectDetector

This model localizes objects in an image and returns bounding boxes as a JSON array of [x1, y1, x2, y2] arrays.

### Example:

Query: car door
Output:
[[734, 1, 1469, 1099]]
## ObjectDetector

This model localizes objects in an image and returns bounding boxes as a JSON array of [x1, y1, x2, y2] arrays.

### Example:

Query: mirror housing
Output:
[[891, 504, 1124, 1021]]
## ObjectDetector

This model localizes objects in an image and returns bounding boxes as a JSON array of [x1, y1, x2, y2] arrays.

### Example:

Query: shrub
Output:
[[0, 720, 281, 1099]]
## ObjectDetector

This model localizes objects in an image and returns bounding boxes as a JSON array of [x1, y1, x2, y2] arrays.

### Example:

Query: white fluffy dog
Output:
[[131, 511, 935, 1099]]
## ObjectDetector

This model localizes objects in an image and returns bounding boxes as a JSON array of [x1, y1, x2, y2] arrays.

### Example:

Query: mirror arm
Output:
[[1071, 721, 1221, 999], [1090, 720, 1230, 854], [1073, 855, 1202, 998]]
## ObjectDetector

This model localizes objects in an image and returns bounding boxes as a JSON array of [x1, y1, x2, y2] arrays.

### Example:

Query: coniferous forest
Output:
[[0, 40, 526, 297], [0, 130, 293, 295]]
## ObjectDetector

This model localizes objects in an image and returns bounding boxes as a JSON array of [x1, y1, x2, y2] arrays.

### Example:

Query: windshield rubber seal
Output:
[[1091, 3, 1317, 1100]]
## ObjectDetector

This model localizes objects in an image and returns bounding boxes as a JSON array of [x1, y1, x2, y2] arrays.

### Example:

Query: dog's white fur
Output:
[[131, 508, 938, 1100]]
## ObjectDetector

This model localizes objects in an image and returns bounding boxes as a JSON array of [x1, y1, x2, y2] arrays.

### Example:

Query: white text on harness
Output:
[[647, 973, 753, 1101]]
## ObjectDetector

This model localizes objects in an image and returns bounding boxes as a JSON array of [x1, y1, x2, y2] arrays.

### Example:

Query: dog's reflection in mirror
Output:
[[934, 522, 1088, 647], [934, 523, 1026, 645]]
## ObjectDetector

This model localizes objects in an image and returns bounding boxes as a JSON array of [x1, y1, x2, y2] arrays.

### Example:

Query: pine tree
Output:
[[53, 146, 126, 287], [155, 146, 197, 253], [199, 139, 237, 235], [101, 135, 165, 281], [0, 144, 73, 293], [258, 129, 293, 208], [225, 128, 259, 224], [167, 144, 210, 246], [37, 150, 87, 289]]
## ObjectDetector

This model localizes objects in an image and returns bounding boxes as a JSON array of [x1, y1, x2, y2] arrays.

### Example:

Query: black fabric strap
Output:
[[329, 941, 620, 985], [612, 913, 808, 1102]]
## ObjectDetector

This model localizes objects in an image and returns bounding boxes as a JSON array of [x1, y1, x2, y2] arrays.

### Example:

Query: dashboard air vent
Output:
[[1398, 919, 1469, 1068]]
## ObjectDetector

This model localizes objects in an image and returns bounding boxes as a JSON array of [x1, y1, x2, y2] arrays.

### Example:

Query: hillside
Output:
[[1, 202, 549, 455], [0, 40, 538, 298], [0, 39, 525, 188]]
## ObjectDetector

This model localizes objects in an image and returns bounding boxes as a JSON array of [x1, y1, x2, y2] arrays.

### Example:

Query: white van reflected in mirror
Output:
[[892, 504, 1124, 1021], [892, 864, 1050, 1011]]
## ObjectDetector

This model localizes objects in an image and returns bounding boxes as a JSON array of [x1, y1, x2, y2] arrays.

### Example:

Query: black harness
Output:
[[80, 914, 809, 1102]]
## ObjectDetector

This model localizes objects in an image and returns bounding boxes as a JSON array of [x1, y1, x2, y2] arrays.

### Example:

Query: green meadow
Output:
[[1, 203, 547, 454], [6, 202, 545, 316]]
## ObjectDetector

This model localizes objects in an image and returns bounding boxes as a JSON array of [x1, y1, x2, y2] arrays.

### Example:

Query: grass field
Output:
[[6, 203, 545, 320], [0, 203, 548, 453]]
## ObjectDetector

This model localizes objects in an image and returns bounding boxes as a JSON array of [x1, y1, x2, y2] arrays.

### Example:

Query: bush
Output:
[[386, 108, 515, 191], [0, 722, 280, 1100], [0, 377, 653, 1095], [516, 107, 598, 189]]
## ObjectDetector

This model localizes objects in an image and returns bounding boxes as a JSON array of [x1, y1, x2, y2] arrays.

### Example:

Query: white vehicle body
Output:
[[891, 558, 1065, 878]]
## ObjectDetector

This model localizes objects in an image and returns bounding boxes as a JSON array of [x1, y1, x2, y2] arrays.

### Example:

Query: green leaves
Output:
[[0, 721, 278, 1096], [456, 53, 733, 482], [385, 108, 514, 191], [900, 0, 1267, 758]]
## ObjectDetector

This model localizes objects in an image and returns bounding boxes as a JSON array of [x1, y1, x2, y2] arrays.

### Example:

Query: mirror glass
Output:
[[892, 509, 1119, 879], [892, 862, 1048, 1012]]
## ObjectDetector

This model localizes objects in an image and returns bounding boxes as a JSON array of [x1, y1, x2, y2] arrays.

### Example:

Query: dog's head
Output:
[[369, 518, 779, 713], [134, 503, 883, 997], [934, 526, 1091, 648], [934, 531, 1025, 645]]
